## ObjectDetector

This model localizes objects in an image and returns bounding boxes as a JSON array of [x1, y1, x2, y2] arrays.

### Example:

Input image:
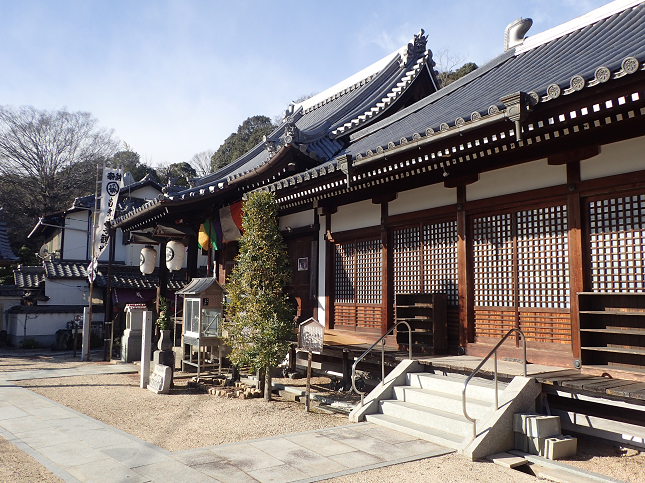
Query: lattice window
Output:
[[589, 194, 645, 292], [356, 239, 382, 304], [473, 214, 514, 306], [393, 227, 421, 294], [516, 206, 569, 308], [423, 220, 458, 305], [334, 242, 355, 303]]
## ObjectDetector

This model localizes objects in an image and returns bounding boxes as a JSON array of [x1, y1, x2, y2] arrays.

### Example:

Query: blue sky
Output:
[[0, 0, 610, 168]]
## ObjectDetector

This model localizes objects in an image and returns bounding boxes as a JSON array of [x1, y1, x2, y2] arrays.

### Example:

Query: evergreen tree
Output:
[[223, 191, 295, 401], [211, 116, 275, 172]]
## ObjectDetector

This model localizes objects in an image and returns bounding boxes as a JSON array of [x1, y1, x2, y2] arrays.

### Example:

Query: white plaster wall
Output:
[[467, 159, 566, 201], [316, 211, 327, 324], [389, 183, 456, 216], [64, 211, 90, 260], [130, 186, 161, 200], [332, 199, 380, 233], [6, 311, 102, 346], [43, 280, 90, 306], [279, 210, 314, 230], [581, 136, 645, 181]]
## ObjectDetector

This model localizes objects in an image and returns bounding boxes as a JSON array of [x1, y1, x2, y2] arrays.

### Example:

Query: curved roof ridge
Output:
[[297, 51, 400, 114], [331, 51, 433, 139], [348, 49, 514, 144]]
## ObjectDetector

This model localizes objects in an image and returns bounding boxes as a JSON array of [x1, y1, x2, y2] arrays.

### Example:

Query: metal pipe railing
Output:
[[352, 321, 413, 407], [462, 328, 527, 439]]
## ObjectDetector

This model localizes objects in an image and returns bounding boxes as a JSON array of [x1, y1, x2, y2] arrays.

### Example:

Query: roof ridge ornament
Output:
[[399, 29, 428, 68], [504, 17, 532, 51]]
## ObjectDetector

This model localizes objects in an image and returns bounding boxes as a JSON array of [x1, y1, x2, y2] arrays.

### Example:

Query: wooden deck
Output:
[[535, 369, 645, 402]]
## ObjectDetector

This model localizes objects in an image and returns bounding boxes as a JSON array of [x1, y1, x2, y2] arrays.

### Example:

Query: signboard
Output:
[[298, 317, 324, 354]]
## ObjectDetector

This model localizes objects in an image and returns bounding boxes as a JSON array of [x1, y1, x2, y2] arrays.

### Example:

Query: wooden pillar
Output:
[[457, 186, 471, 347], [381, 201, 391, 335], [567, 161, 584, 362], [550, 147, 599, 363], [187, 232, 198, 280]]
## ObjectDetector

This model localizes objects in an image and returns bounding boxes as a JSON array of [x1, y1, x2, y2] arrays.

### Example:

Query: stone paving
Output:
[[0, 365, 452, 483]]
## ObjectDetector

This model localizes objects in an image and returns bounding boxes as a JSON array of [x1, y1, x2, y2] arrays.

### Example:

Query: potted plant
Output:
[[156, 297, 172, 351]]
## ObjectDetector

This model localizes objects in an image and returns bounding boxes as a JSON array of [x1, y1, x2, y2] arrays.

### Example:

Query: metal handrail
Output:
[[352, 321, 413, 407], [462, 328, 527, 439]]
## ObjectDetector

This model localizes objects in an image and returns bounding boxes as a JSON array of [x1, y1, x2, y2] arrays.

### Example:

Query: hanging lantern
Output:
[[140, 246, 157, 274], [166, 240, 185, 271]]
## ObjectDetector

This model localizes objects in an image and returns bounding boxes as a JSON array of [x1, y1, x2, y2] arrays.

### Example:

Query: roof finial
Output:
[[400, 29, 428, 67], [504, 18, 532, 51]]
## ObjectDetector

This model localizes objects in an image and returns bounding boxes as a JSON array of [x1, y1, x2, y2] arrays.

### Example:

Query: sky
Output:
[[0, 0, 611, 168]]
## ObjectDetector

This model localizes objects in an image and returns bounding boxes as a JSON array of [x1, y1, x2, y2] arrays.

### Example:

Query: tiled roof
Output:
[[341, 2, 645, 159], [6, 305, 97, 315], [0, 208, 18, 262], [43, 260, 87, 279], [113, 30, 438, 226], [41, 261, 187, 290], [13, 266, 45, 288]]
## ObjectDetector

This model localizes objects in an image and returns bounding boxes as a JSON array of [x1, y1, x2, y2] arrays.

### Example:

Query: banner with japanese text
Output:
[[87, 165, 123, 283]]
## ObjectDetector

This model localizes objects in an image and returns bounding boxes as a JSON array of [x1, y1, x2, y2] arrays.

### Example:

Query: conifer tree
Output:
[[224, 191, 295, 401]]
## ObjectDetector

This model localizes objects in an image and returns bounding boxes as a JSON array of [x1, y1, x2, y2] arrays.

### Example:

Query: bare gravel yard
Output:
[[1, 351, 644, 482]]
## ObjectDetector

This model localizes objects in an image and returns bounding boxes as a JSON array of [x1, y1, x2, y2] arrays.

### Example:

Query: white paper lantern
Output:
[[166, 240, 185, 271], [140, 246, 157, 274]]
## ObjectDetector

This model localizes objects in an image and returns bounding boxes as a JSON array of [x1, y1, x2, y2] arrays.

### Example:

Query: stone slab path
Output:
[[0, 365, 452, 483]]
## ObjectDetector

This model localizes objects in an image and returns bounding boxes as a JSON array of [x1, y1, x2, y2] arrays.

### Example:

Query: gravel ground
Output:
[[1, 352, 644, 482], [0, 436, 64, 483]]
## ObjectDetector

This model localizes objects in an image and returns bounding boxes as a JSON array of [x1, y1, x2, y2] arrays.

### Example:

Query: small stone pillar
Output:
[[140, 311, 152, 389]]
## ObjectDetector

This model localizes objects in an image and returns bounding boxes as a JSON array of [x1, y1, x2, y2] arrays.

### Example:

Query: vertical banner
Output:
[[88, 165, 124, 283]]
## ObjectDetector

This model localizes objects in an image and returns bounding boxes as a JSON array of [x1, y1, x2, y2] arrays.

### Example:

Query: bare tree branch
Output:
[[189, 149, 215, 177]]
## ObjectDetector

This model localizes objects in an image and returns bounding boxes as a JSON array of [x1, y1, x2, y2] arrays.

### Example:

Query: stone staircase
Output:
[[363, 371, 507, 450]]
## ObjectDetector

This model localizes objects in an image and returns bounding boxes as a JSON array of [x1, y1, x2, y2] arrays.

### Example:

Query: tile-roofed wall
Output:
[[13, 266, 45, 288]]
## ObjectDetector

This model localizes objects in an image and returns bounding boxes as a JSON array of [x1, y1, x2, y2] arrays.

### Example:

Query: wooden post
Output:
[[567, 162, 584, 362], [457, 186, 470, 347], [305, 350, 312, 412]]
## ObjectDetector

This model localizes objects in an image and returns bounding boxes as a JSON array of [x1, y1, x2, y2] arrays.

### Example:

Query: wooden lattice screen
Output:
[[588, 193, 645, 293], [393, 220, 459, 347], [473, 205, 571, 345], [333, 238, 382, 331]]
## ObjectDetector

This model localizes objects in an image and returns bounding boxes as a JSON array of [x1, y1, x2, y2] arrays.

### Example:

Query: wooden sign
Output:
[[298, 318, 324, 354]]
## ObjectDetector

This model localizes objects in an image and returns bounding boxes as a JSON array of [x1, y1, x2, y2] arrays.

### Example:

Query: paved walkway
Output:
[[0, 365, 452, 483]]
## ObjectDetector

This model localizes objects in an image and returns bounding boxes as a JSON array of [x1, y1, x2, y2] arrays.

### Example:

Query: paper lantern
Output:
[[140, 246, 157, 274], [166, 240, 185, 271]]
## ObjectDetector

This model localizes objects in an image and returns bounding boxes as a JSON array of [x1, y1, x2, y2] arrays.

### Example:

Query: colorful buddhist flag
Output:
[[219, 201, 244, 243], [198, 218, 220, 250]]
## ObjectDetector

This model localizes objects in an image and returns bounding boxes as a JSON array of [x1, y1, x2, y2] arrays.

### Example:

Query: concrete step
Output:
[[365, 413, 464, 449], [407, 372, 504, 402], [379, 399, 474, 438], [393, 385, 492, 420]]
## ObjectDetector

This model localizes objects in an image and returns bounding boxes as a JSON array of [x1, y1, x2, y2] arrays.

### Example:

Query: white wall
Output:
[[279, 210, 314, 230], [389, 183, 456, 216], [581, 136, 645, 181], [43, 280, 91, 306], [63, 210, 90, 260], [6, 310, 103, 347], [332, 199, 380, 233], [316, 210, 327, 325], [129, 185, 162, 200], [467, 159, 567, 201]]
